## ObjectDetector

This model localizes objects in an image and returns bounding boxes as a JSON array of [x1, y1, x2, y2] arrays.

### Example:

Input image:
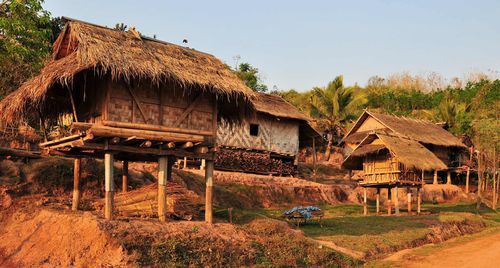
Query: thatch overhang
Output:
[[343, 132, 448, 171], [0, 17, 256, 124], [341, 110, 467, 148]]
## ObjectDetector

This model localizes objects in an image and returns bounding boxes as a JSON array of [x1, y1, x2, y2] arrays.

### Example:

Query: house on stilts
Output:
[[341, 110, 468, 215], [0, 17, 255, 222], [216, 93, 321, 175]]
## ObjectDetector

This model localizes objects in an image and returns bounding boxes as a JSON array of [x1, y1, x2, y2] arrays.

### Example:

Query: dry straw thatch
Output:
[[0, 17, 256, 124], [253, 93, 310, 121], [343, 132, 448, 171]]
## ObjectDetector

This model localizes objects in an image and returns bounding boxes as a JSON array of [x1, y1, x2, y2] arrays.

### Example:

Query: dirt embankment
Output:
[[0, 209, 360, 267], [365, 218, 486, 259]]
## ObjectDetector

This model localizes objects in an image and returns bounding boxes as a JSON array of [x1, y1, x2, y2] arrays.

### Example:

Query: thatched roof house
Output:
[[342, 110, 468, 187], [0, 17, 255, 125], [216, 93, 320, 175]]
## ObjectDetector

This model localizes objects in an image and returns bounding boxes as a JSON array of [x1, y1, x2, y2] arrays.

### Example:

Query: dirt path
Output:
[[387, 230, 500, 268]]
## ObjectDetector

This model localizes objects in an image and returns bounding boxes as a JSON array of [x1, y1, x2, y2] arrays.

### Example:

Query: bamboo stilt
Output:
[[394, 186, 399, 215], [433, 170, 438, 184], [376, 188, 380, 215], [72, 158, 81, 211], [183, 157, 187, 169], [407, 187, 412, 214], [158, 156, 168, 222], [104, 153, 114, 220], [387, 187, 392, 215], [205, 160, 214, 224], [417, 187, 421, 214], [122, 160, 129, 192], [363, 187, 368, 216], [465, 166, 470, 194]]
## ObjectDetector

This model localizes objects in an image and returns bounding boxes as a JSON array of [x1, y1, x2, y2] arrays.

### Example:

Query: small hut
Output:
[[0, 17, 255, 222], [342, 111, 468, 215], [216, 93, 321, 175]]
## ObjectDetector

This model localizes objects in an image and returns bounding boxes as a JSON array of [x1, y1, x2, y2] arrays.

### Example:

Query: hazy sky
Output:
[[43, 0, 500, 91]]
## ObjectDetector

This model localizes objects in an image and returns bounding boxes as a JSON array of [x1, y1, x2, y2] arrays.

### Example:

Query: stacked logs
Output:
[[113, 182, 201, 220], [215, 147, 295, 175]]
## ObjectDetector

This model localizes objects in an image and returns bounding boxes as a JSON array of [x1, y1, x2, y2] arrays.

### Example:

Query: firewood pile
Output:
[[113, 182, 201, 220], [215, 147, 296, 175]]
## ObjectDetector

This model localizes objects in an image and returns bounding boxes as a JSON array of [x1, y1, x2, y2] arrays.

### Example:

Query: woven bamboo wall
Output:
[[107, 80, 214, 132], [217, 115, 299, 155]]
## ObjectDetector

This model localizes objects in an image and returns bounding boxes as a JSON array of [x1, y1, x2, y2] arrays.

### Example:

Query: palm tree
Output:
[[435, 94, 468, 132], [310, 76, 367, 160]]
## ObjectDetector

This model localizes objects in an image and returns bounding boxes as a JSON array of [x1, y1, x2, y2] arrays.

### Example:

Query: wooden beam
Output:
[[173, 94, 202, 127], [166, 142, 176, 149], [122, 160, 129, 192], [104, 153, 115, 220], [181, 141, 194, 149], [126, 85, 149, 123], [102, 121, 214, 137], [407, 187, 412, 214], [363, 187, 368, 216], [72, 158, 81, 211], [71, 122, 94, 131], [158, 156, 168, 222], [194, 146, 209, 154], [88, 125, 205, 143], [205, 160, 214, 224], [39, 133, 86, 147], [140, 140, 153, 148]]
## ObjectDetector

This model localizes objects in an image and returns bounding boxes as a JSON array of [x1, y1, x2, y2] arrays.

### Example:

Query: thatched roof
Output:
[[253, 93, 310, 121], [343, 132, 448, 171], [0, 17, 255, 124], [342, 110, 466, 148]]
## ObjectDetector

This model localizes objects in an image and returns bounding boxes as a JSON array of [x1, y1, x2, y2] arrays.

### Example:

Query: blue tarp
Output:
[[283, 206, 321, 219]]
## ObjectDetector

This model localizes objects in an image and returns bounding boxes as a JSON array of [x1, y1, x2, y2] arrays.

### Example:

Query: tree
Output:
[[310, 76, 367, 160], [0, 0, 54, 100], [234, 63, 268, 92]]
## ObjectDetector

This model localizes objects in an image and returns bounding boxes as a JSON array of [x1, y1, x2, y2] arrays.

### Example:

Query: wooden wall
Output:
[[105, 80, 215, 133], [217, 115, 300, 155]]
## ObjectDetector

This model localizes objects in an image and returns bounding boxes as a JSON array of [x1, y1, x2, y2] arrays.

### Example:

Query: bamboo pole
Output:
[[465, 166, 470, 194], [363, 187, 368, 216], [394, 186, 399, 215], [417, 187, 421, 214], [122, 160, 129, 192], [205, 160, 214, 224], [72, 158, 81, 211], [376, 188, 380, 215], [104, 153, 115, 220], [407, 187, 412, 214], [387, 187, 392, 216], [157, 157, 168, 222]]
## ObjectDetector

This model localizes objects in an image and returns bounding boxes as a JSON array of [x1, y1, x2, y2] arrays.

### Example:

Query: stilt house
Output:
[[341, 111, 468, 215], [0, 17, 255, 222], [216, 93, 321, 175]]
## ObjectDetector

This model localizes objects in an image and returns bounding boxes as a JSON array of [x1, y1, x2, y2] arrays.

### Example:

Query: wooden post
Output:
[[158, 156, 168, 222], [228, 208, 233, 223], [104, 153, 114, 220], [183, 157, 187, 169], [387, 187, 392, 215], [407, 187, 412, 214], [394, 186, 399, 215], [200, 159, 206, 171], [447, 171, 451, 185], [376, 188, 380, 215], [417, 187, 421, 214], [312, 137, 317, 175], [122, 160, 129, 192], [465, 166, 470, 193], [72, 158, 81, 211], [433, 170, 438, 185], [205, 160, 214, 224], [363, 187, 368, 216]]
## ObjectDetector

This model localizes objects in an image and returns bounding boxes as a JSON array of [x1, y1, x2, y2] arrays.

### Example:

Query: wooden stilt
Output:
[[72, 158, 81, 211], [447, 171, 451, 185], [122, 160, 129, 192], [205, 160, 214, 224], [394, 186, 400, 215], [104, 153, 114, 220], [407, 187, 412, 214], [158, 156, 168, 222], [417, 187, 421, 214], [183, 156, 187, 169], [376, 188, 380, 215], [433, 170, 438, 184], [200, 159, 206, 171], [387, 187, 392, 215], [312, 138, 317, 176], [465, 166, 470, 193], [363, 187, 368, 216]]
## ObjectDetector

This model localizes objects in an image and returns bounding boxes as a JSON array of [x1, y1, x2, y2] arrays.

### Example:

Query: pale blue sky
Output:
[[43, 0, 500, 91]]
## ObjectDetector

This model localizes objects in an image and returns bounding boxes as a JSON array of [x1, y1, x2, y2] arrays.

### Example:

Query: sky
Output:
[[43, 0, 500, 91]]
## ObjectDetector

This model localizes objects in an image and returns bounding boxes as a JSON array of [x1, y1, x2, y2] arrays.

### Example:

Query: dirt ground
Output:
[[385, 229, 500, 268]]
